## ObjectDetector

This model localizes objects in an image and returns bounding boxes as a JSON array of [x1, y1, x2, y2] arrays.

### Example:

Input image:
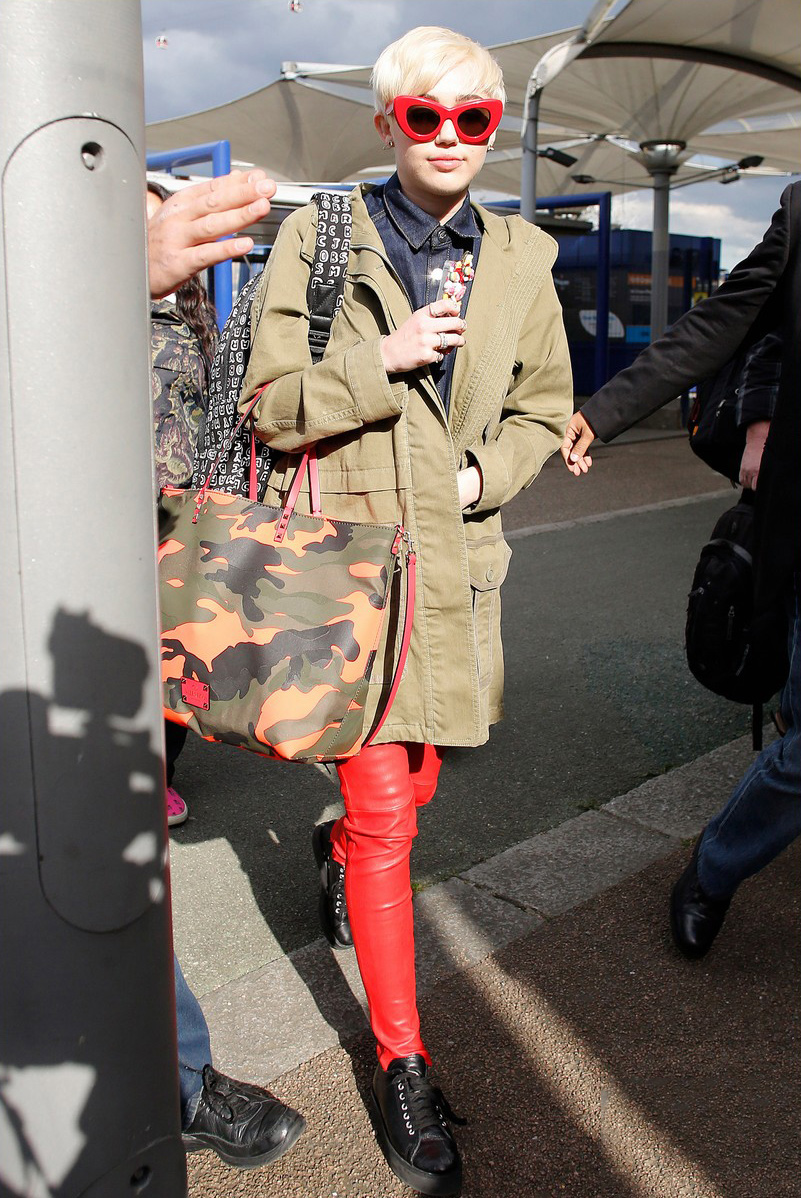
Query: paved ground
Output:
[[169, 435, 800, 1196], [184, 738, 800, 1198]]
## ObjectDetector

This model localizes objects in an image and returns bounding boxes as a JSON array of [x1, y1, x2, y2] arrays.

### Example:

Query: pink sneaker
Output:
[[166, 786, 189, 827]]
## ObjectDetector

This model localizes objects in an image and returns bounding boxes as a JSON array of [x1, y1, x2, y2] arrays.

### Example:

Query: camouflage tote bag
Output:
[[158, 397, 416, 764]]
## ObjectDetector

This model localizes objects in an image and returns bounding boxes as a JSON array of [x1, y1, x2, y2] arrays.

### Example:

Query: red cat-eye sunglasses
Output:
[[387, 95, 503, 144]]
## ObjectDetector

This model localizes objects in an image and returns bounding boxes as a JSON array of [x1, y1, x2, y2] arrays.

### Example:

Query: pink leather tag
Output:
[[181, 678, 210, 710]]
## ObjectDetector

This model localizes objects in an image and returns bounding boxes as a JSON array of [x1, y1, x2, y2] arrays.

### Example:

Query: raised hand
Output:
[[147, 169, 276, 299]]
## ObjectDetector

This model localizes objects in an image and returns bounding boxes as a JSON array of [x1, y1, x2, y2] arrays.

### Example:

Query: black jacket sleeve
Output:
[[736, 331, 781, 427], [580, 184, 793, 442]]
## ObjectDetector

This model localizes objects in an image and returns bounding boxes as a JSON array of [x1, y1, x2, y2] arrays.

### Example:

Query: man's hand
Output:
[[147, 169, 276, 299], [739, 419, 770, 491], [560, 411, 596, 475]]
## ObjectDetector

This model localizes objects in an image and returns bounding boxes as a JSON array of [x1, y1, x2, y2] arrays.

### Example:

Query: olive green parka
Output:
[[240, 184, 572, 748]]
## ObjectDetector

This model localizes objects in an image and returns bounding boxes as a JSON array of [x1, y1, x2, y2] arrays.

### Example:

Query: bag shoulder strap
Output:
[[190, 193, 351, 497], [192, 272, 272, 495], [307, 191, 352, 363]]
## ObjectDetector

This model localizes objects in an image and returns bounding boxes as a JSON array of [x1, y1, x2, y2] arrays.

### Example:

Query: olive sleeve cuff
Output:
[[346, 337, 406, 426], [463, 442, 510, 512]]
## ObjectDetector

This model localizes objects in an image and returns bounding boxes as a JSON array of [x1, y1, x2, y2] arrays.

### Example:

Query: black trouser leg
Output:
[[165, 721, 188, 787]]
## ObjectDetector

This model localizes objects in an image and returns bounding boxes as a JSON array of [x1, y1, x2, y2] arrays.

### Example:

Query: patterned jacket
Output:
[[151, 299, 209, 493]]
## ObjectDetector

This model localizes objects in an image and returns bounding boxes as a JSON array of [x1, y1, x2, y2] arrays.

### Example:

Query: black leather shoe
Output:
[[371, 1054, 464, 1196], [670, 839, 732, 959], [312, 820, 352, 949], [182, 1065, 305, 1169]]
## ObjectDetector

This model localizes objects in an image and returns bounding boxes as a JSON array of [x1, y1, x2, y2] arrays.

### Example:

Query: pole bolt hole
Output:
[[81, 142, 104, 171], [129, 1165, 151, 1190]]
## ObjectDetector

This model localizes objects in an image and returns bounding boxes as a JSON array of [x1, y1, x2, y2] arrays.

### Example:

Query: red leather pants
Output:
[[331, 742, 444, 1070]]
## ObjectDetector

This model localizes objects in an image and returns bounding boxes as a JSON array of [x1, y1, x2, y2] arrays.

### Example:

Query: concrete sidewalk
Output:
[[184, 730, 800, 1198], [175, 438, 791, 1196]]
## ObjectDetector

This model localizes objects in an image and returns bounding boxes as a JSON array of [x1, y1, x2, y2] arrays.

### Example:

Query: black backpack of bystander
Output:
[[686, 350, 748, 484], [685, 495, 788, 747]]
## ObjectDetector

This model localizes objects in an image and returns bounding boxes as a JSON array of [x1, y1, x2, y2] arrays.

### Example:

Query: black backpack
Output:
[[687, 349, 747, 484], [192, 190, 353, 495], [685, 497, 788, 746]]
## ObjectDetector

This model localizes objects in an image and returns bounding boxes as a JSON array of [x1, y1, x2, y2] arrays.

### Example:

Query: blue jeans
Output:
[[698, 573, 801, 899], [174, 954, 211, 1125]]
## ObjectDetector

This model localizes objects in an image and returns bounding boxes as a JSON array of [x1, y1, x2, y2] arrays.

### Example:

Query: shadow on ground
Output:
[[187, 841, 801, 1198]]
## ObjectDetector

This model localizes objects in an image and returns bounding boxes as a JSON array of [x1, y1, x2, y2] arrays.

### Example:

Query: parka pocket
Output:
[[467, 536, 512, 592], [467, 537, 512, 683], [317, 420, 402, 493], [273, 388, 410, 496]]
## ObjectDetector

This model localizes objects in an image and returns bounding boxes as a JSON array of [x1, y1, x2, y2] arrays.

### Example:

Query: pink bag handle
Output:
[[193, 384, 268, 521], [274, 450, 322, 541], [249, 418, 259, 500], [362, 544, 416, 749], [201, 384, 268, 495], [194, 382, 321, 523]]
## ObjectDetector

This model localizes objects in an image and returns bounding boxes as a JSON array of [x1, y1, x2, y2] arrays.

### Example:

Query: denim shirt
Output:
[[365, 173, 482, 413]]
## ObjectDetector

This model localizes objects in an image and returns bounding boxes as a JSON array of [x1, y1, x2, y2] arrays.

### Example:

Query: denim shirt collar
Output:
[[381, 172, 480, 250]]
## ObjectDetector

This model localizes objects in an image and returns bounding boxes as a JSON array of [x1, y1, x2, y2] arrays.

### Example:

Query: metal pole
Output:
[[650, 168, 671, 339], [0, 1, 184, 1194], [594, 191, 612, 390], [211, 141, 234, 321], [520, 87, 541, 224]]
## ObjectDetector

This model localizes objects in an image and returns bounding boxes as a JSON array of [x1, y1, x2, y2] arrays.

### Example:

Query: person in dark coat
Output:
[[560, 181, 801, 959]]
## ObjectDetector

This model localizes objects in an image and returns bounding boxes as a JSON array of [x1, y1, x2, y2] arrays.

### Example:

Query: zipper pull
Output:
[[192, 488, 207, 524]]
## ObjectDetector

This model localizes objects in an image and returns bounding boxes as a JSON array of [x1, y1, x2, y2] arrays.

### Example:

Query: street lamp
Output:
[[538, 145, 579, 168], [670, 154, 765, 189]]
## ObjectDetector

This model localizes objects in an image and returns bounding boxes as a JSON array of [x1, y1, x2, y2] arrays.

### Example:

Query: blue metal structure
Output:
[[537, 191, 612, 393], [553, 224, 719, 395], [146, 139, 234, 324], [494, 192, 613, 392]]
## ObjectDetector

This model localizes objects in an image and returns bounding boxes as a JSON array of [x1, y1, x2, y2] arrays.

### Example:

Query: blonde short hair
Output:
[[371, 26, 506, 113]]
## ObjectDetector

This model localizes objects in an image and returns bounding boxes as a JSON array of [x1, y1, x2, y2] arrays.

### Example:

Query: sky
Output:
[[140, 0, 800, 270]]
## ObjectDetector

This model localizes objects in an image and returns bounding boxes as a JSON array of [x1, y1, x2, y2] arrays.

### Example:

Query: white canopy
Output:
[[146, 2, 800, 198]]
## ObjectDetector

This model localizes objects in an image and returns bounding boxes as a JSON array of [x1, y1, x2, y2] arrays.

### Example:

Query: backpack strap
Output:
[[306, 191, 352, 364], [192, 272, 272, 496], [191, 193, 352, 499]]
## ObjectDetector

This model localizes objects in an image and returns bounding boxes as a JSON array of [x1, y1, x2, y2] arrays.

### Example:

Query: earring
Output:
[[387, 138, 395, 149]]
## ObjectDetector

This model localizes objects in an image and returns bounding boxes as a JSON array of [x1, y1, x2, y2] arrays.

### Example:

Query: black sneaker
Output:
[[312, 820, 353, 949], [182, 1065, 305, 1169], [371, 1054, 464, 1196]]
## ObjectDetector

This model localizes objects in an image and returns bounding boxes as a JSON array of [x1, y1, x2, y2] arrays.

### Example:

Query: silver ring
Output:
[[434, 351, 444, 364], [438, 331, 449, 352]]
